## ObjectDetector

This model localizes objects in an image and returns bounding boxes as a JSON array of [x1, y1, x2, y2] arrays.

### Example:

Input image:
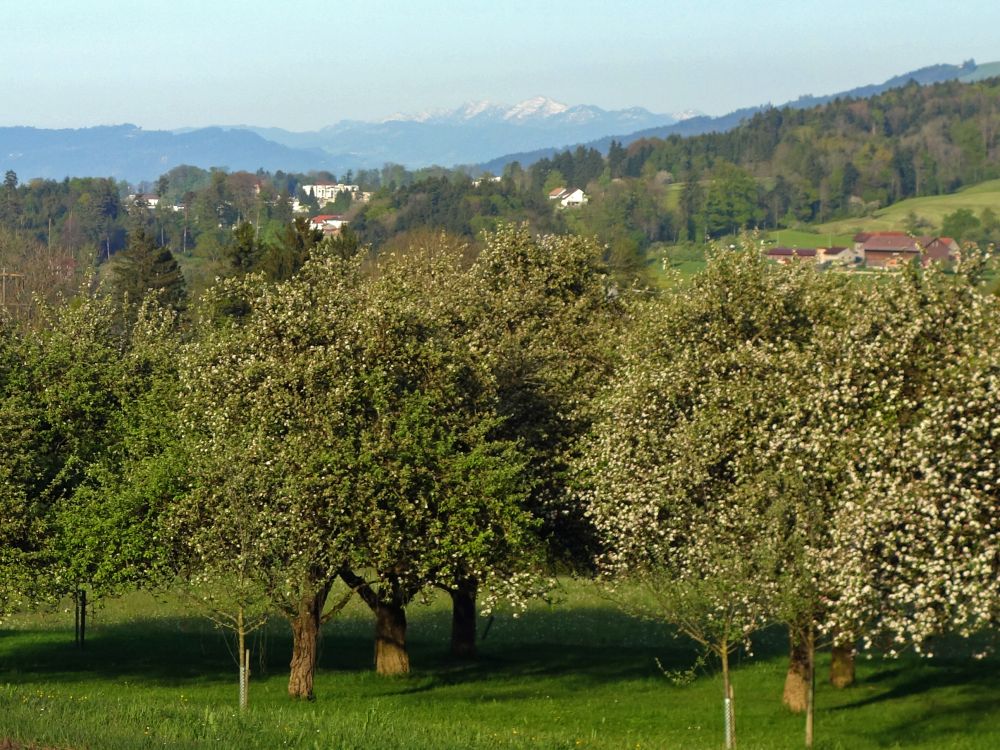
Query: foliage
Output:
[[466, 226, 623, 572], [112, 226, 186, 314], [580, 239, 1000, 746], [941, 207, 982, 241], [0, 290, 162, 613], [810, 253, 1000, 652], [580, 241, 830, 659], [49, 300, 182, 597]]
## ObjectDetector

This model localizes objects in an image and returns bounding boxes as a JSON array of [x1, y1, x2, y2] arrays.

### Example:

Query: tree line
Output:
[[0, 226, 617, 700], [5, 75, 1000, 306]]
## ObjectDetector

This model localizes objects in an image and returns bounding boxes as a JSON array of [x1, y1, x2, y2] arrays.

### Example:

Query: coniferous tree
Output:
[[113, 226, 186, 312]]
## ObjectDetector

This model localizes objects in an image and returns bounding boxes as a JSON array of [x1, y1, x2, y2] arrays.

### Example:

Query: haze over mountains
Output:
[[1, 60, 997, 183], [241, 96, 698, 170]]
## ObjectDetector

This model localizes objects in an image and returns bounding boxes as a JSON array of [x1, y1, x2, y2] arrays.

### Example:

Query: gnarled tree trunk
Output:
[[830, 643, 855, 688], [341, 568, 413, 676], [375, 601, 409, 675], [287, 585, 330, 700], [783, 627, 810, 713], [449, 577, 478, 659]]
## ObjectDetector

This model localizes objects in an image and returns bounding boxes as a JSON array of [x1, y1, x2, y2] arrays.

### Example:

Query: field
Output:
[[762, 230, 856, 249], [1, 583, 997, 749], [813, 179, 1000, 236]]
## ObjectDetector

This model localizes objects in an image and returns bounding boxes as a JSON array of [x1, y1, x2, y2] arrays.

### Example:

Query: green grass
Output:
[[814, 179, 1000, 236], [764, 229, 856, 249], [647, 248, 707, 290], [1, 584, 997, 749]]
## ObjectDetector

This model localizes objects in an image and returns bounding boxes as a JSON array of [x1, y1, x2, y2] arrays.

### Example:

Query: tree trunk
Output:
[[287, 587, 329, 700], [375, 601, 409, 675], [783, 627, 810, 713], [449, 578, 478, 659], [339, 568, 413, 675], [721, 645, 736, 749], [238, 608, 249, 711], [830, 643, 855, 688]]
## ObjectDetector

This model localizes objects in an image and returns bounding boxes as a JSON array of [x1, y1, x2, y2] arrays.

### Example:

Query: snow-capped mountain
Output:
[[240, 97, 681, 168], [502, 96, 570, 120], [378, 96, 674, 128]]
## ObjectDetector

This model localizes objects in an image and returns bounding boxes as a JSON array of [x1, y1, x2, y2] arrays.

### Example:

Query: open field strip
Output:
[[1, 583, 997, 749]]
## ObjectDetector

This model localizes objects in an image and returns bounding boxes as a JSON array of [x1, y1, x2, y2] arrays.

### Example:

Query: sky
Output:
[[3, 0, 999, 131]]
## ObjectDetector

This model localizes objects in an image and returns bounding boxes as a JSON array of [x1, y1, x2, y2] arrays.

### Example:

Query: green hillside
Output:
[[813, 179, 1000, 236], [763, 229, 855, 248], [959, 60, 1000, 82]]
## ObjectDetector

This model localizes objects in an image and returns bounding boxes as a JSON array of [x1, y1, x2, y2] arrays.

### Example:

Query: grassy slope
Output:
[[813, 179, 1000, 236], [959, 62, 1000, 83], [1, 584, 997, 750]]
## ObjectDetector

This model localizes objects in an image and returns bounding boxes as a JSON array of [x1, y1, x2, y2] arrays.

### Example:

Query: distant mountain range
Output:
[[1, 60, 996, 183], [237, 97, 696, 171], [0, 125, 334, 183], [476, 60, 1000, 174]]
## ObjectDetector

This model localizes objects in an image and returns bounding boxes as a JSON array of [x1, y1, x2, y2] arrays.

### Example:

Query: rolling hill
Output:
[[814, 179, 1000, 235], [478, 60, 995, 173]]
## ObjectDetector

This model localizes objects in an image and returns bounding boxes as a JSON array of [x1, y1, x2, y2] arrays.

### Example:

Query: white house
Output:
[[128, 193, 160, 209], [547, 187, 588, 208], [309, 214, 349, 235], [302, 183, 361, 203]]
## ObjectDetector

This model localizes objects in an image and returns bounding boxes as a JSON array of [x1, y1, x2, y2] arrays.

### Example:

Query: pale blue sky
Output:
[[3, 0, 998, 130]]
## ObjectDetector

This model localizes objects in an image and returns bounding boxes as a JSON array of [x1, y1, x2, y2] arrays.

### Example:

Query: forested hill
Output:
[[602, 75, 1000, 218], [479, 60, 989, 173]]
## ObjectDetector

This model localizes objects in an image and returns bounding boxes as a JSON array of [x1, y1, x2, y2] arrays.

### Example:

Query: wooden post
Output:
[[722, 646, 736, 749], [805, 625, 815, 748]]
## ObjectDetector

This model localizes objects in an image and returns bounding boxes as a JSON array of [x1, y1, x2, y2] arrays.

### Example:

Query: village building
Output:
[[472, 175, 502, 187], [547, 186, 589, 208], [764, 246, 817, 264], [817, 245, 864, 265], [301, 183, 361, 203], [309, 214, 349, 235], [855, 232, 959, 269], [128, 193, 160, 209]]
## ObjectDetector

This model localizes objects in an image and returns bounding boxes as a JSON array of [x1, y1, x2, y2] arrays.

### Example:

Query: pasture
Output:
[[814, 179, 1000, 236], [1, 582, 997, 749]]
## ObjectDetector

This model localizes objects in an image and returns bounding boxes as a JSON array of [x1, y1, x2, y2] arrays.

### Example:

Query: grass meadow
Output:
[[1, 581, 997, 749], [814, 179, 1000, 236]]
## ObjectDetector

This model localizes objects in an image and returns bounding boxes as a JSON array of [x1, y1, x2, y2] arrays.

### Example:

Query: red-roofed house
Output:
[[547, 187, 588, 208], [862, 233, 959, 269], [309, 214, 348, 235]]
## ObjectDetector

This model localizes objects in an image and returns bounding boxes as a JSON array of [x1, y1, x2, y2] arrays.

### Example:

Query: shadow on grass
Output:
[[821, 651, 1000, 748], [836, 662, 998, 711], [0, 604, 737, 691]]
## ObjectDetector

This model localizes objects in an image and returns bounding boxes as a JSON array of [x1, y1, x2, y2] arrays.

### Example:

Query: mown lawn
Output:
[[0, 583, 997, 749]]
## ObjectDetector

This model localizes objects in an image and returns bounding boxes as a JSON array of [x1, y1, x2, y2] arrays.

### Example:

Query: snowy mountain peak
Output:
[[504, 96, 570, 120], [451, 99, 502, 120], [672, 109, 706, 121], [379, 96, 669, 127]]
